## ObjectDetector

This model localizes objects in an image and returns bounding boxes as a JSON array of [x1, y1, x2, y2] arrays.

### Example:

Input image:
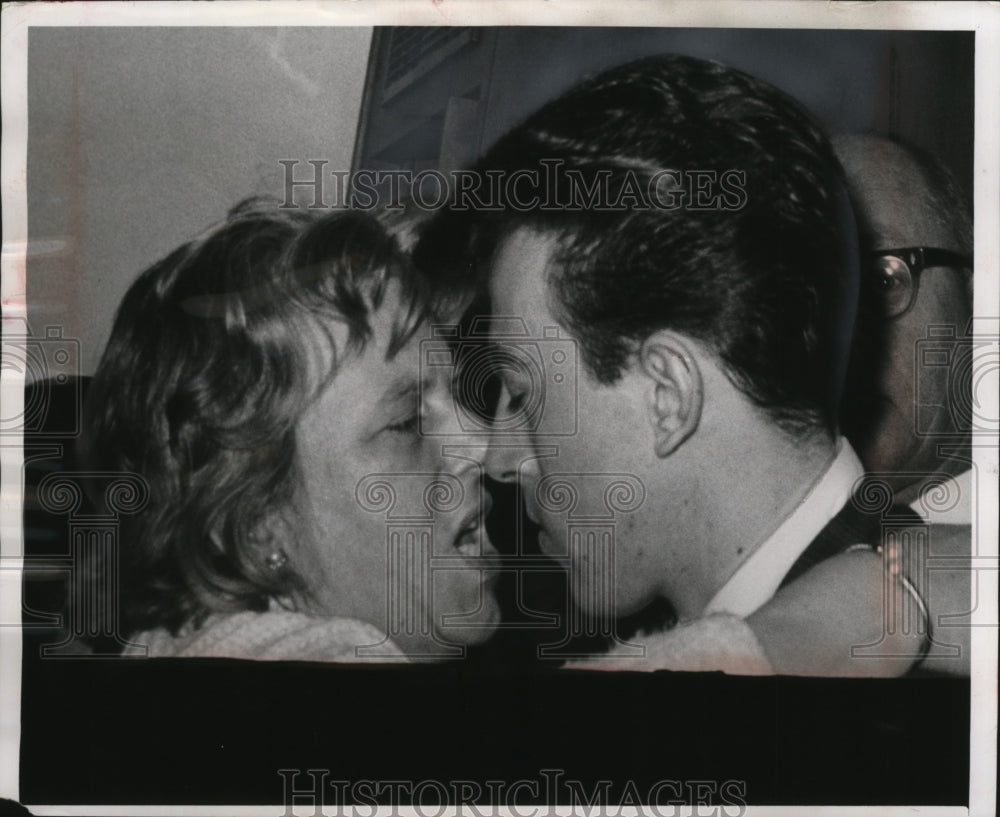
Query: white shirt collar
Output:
[[703, 438, 865, 618]]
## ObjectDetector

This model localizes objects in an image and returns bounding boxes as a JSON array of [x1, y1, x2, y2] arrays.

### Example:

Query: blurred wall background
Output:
[[27, 27, 373, 377]]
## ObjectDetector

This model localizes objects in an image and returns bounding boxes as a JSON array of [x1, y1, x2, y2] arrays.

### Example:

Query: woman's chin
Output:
[[435, 595, 502, 647]]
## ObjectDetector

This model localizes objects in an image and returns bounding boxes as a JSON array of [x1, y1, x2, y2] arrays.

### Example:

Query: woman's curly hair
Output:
[[82, 199, 446, 638]]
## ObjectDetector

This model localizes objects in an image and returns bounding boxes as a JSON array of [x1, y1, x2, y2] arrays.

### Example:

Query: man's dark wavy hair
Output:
[[416, 54, 859, 435], [82, 200, 441, 638]]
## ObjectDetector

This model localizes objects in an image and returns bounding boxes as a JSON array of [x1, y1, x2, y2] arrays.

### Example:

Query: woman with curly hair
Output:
[[82, 200, 500, 661]]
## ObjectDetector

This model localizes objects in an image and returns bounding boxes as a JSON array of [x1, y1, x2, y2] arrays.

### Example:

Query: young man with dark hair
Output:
[[418, 55, 928, 675]]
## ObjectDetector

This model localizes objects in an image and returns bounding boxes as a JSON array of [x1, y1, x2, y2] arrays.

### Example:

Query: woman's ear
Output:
[[640, 332, 703, 458]]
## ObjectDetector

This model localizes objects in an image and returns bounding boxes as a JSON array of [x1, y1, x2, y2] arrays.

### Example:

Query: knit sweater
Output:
[[127, 609, 406, 662]]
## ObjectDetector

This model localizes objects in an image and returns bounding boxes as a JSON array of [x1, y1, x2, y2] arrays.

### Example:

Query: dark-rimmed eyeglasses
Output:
[[868, 247, 973, 319]]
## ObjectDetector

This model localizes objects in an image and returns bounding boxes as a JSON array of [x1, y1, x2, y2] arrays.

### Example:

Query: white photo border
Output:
[[2, 2, 997, 815]]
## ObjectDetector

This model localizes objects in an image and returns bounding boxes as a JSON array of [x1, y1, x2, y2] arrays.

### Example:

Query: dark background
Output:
[[354, 28, 973, 201]]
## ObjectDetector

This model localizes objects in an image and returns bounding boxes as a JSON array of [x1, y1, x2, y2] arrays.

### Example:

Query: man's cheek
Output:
[[866, 412, 916, 472]]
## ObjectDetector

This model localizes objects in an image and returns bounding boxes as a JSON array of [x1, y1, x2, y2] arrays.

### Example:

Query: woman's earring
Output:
[[264, 550, 288, 571], [250, 524, 288, 572]]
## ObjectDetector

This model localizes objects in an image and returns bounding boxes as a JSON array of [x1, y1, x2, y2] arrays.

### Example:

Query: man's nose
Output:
[[485, 430, 534, 484]]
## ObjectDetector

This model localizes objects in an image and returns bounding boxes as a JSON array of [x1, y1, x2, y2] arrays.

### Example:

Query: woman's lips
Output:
[[455, 525, 502, 588], [452, 488, 494, 557], [455, 527, 487, 557]]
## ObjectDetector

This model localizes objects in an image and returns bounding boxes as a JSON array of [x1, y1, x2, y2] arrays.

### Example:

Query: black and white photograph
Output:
[[1, 1, 997, 814]]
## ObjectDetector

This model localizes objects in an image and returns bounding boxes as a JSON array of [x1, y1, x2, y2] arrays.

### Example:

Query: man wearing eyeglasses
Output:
[[835, 135, 973, 521], [835, 135, 973, 674]]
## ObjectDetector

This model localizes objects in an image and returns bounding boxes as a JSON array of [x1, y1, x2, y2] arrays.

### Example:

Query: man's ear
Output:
[[639, 332, 703, 458]]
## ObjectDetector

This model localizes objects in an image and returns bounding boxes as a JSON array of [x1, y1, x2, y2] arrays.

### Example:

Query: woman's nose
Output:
[[423, 398, 493, 486]]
